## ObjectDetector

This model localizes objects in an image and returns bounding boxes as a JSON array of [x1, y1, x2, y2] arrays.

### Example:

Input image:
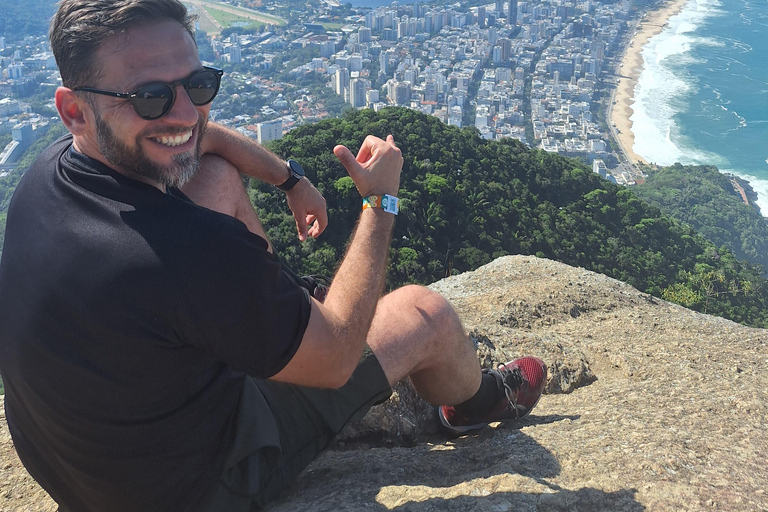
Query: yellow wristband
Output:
[[362, 194, 399, 215]]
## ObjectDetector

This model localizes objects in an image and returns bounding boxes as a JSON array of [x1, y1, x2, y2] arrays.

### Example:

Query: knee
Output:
[[397, 285, 462, 334]]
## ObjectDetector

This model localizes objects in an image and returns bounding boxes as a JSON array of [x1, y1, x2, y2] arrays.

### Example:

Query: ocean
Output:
[[630, 0, 768, 215]]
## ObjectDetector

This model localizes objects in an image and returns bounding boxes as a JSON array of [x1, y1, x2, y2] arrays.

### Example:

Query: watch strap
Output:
[[277, 159, 304, 191], [362, 194, 399, 215]]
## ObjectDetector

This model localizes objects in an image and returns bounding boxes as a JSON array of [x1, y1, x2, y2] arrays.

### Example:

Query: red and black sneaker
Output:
[[438, 356, 547, 434]]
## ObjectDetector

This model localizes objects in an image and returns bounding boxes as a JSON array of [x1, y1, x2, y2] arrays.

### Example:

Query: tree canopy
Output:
[[257, 107, 768, 327], [632, 163, 768, 272], [0, 0, 57, 40]]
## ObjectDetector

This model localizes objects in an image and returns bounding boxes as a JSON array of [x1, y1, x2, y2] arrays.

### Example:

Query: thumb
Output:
[[333, 145, 362, 179]]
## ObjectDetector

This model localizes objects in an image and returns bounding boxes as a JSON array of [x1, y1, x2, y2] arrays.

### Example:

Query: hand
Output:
[[333, 135, 403, 198], [285, 178, 328, 242]]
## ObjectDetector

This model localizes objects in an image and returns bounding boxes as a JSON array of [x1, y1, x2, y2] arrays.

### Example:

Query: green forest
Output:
[[256, 107, 768, 328], [0, 0, 57, 41], [632, 164, 768, 271], [3, 109, 768, 329]]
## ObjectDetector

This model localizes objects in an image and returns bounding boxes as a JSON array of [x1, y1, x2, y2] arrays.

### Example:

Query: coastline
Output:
[[610, 0, 690, 165]]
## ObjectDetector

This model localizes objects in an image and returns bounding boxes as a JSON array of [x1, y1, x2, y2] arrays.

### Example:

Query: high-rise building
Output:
[[229, 45, 241, 65], [379, 51, 389, 75], [7, 64, 23, 79], [508, 0, 518, 25], [320, 40, 336, 58], [499, 38, 511, 62], [257, 119, 282, 144], [424, 81, 438, 102], [476, 6, 486, 27], [335, 68, 350, 96], [366, 89, 380, 104], [349, 54, 363, 72], [423, 13, 433, 33], [448, 105, 463, 128], [350, 78, 367, 108], [394, 82, 411, 105]]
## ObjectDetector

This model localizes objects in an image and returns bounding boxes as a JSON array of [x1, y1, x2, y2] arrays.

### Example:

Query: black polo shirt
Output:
[[0, 135, 310, 511]]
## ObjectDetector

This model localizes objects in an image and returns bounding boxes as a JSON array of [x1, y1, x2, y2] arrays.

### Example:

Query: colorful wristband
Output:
[[362, 194, 399, 215]]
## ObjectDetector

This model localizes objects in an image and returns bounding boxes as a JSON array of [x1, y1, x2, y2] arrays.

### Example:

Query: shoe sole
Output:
[[437, 394, 543, 435]]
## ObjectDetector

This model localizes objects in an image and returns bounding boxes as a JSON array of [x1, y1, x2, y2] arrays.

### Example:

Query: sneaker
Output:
[[438, 356, 547, 434]]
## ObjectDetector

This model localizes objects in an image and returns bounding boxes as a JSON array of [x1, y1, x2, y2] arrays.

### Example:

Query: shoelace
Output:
[[494, 364, 525, 420]]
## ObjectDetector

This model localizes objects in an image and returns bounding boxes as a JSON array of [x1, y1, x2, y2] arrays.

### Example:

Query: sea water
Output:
[[630, 0, 768, 215]]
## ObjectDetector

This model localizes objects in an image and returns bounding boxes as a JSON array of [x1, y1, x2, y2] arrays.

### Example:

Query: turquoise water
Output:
[[630, 0, 768, 214]]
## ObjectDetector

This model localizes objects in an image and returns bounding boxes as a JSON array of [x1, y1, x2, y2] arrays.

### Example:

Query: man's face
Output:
[[79, 20, 211, 188], [91, 103, 206, 189]]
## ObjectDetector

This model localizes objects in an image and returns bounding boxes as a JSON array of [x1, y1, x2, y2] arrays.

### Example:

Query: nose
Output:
[[163, 84, 204, 124]]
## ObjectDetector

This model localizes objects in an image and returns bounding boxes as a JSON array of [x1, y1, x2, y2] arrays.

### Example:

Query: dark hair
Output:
[[50, 0, 197, 88]]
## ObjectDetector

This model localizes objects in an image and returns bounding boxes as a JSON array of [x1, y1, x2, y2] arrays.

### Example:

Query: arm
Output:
[[201, 122, 328, 241], [270, 135, 403, 388]]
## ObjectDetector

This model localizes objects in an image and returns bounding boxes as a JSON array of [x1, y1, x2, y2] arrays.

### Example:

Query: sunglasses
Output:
[[74, 66, 224, 120]]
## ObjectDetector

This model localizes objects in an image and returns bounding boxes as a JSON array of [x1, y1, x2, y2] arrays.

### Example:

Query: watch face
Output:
[[287, 159, 305, 178]]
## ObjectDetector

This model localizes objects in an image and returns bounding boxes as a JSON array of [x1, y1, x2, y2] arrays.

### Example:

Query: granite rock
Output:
[[2, 256, 767, 512]]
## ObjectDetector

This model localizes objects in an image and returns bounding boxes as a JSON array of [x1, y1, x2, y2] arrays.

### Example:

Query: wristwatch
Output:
[[277, 159, 305, 191]]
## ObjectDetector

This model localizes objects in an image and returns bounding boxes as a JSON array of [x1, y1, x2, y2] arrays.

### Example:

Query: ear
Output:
[[55, 87, 92, 135]]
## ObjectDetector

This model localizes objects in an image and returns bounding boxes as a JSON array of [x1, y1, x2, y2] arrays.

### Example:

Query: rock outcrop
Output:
[[2, 256, 767, 511]]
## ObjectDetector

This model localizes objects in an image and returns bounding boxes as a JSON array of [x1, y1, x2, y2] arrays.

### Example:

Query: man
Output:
[[0, 1, 547, 510]]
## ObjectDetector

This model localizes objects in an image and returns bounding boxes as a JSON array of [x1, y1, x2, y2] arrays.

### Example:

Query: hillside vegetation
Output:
[[632, 163, 768, 271], [0, 0, 57, 41], [258, 107, 768, 327], [2, 110, 767, 328]]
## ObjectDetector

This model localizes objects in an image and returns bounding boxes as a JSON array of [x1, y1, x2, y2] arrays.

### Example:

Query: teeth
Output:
[[153, 131, 193, 147]]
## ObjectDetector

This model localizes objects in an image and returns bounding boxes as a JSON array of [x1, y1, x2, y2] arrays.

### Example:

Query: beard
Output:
[[94, 113, 207, 189]]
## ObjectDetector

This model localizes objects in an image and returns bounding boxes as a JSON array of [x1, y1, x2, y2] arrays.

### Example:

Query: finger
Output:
[[386, 134, 397, 148], [307, 217, 321, 239], [295, 213, 308, 242], [313, 209, 328, 236], [355, 138, 373, 164]]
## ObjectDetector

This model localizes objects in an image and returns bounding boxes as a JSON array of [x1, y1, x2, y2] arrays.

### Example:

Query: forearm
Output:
[[202, 122, 289, 185], [268, 135, 401, 387], [323, 208, 395, 346]]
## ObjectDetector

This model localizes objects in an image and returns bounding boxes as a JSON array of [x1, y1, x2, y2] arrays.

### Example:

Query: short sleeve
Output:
[[173, 223, 311, 378]]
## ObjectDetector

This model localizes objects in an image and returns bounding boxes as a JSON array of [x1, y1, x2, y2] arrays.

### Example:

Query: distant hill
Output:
[[632, 163, 768, 272], [259, 107, 768, 327], [0, 0, 57, 40]]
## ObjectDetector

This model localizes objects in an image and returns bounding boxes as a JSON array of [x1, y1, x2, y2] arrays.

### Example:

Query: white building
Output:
[[257, 119, 282, 144]]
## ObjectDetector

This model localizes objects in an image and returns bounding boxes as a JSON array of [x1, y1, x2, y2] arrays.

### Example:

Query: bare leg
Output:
[[182, 155, 273, 252], [366, 285, 481, 406]]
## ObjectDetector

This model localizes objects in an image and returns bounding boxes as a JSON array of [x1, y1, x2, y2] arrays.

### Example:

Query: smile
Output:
[[151, 130, 193, 147]]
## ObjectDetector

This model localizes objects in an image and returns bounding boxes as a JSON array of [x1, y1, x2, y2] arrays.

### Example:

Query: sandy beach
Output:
[[610, 0, 691, 165]]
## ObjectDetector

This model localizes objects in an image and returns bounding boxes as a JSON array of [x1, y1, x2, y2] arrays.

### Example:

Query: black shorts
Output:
[[205, 347, 392, 511]]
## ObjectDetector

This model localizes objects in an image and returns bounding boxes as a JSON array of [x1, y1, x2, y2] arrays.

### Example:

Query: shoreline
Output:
[[609, 0, 691, 165]]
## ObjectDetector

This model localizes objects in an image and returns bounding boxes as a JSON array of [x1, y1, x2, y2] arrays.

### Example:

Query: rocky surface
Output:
[[2, 255, 767, 511]]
